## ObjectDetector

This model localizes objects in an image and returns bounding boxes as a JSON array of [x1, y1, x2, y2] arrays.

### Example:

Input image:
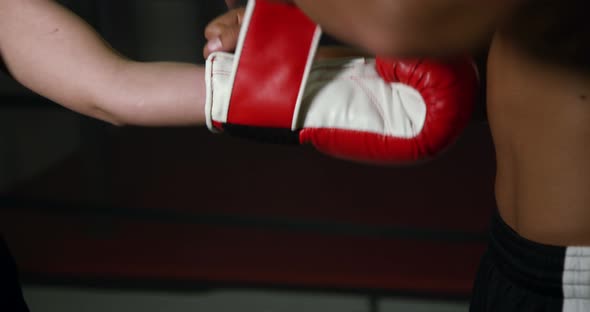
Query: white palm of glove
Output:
[[205, 52, 427, 139]]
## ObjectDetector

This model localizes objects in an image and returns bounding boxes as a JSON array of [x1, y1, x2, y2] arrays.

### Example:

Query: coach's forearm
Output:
[[293, 0, 518, 57], [0, 0, 206, 126], [100, 60, 205, 127]]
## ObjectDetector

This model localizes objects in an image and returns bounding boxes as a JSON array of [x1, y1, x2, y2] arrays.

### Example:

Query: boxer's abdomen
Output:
[[487, 32, 590, 246]]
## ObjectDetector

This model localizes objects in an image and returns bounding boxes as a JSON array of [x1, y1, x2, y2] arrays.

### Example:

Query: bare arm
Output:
[[291, 0, 521, 57], [0, 0, 206, 126]]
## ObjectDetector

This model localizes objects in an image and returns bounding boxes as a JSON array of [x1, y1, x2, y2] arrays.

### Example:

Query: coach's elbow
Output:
[[358, 24, 485, 58], [343, 14, 428, 57], [357, 28, 420, 58], [99, 112, 126, 127], [350, 6, 487, 58], [359, 15, 451, 57], [82, 92, 130, 127], [87, 102, 127, 126]]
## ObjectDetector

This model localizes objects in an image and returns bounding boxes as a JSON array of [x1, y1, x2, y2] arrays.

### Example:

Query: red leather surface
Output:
[[375, 57, 478, 160], [228, 0, 318, 128]]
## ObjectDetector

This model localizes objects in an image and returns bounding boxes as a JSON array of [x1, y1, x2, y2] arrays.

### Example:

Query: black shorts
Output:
[[470, 212, 590, 312], [0, 237, 29, 312]]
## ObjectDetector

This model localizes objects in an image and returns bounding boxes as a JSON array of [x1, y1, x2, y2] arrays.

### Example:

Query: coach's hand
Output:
[[203, 8, 246, 59]]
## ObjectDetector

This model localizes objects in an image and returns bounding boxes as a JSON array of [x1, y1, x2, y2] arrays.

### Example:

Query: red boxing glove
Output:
[[204, 0, 478, 164], [362, 57, 478, 161]]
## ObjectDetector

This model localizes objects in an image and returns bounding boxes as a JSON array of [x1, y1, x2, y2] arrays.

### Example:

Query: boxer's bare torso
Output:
[[487, 13, 590, 245]]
